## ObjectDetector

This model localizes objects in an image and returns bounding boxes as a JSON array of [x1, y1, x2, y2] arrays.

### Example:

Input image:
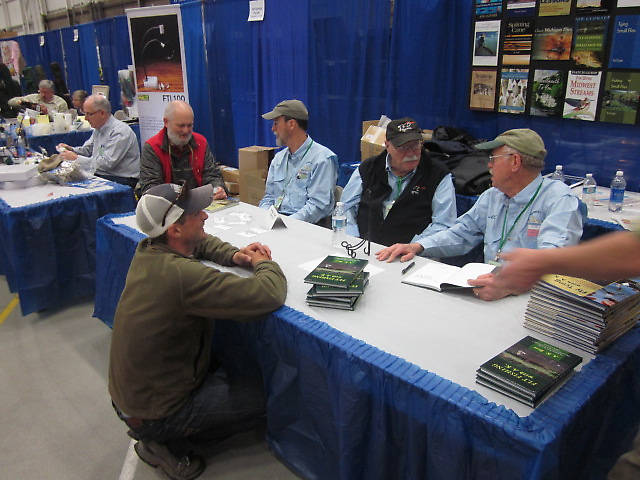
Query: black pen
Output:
[[401, 261, 416, 275]]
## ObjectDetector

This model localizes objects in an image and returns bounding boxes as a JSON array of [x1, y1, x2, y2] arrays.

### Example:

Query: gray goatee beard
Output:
[[167, 129, 192, 147]]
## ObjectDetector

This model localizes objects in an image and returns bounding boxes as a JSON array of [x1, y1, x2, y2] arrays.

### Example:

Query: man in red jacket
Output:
[[139, 100, 227, 198]]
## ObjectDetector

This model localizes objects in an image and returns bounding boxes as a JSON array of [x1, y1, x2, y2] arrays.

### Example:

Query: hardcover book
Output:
[[538, 0, 571, 16], [575, 0, 610, 14], [401, 262, 494, 292], [498, 68, 529, 114], [599, 71, 640, 125], [502, 19, 533, 65], [532, 23, 573, 61], [609, 15, 640, 69], [476, 336, 582, 407], [470, 69, 498, 111], [563, 70, 602, 121], [306, 295, 361, 311], [309, 272, 370, 296], [505, 0, 536, 16], [531, 69, 566, 117], [303, 255, 368, 288], [571, 15, 610, 69]]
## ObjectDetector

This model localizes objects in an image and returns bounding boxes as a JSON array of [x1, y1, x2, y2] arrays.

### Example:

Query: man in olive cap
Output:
[[377, 128, 584, 301], [340, 117, 457, 246], [259, 99, 338, 224]]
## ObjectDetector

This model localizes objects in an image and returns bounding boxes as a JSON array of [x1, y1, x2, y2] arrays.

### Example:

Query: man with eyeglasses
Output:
[[57, 94, 139, 187], [139, 101, 228, 198], [340, 117, 457, 246], [109, 182, 287, 480], [9, 79, 68, 115], [259, 99, 338, 224], [377, 128, 583, 301]]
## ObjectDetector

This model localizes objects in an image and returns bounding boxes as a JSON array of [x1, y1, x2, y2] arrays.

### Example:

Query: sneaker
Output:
[[134, 440, 205, 480]]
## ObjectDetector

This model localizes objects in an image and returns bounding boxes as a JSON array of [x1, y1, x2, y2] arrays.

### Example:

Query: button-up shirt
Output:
[[259, 136, 338, 223], [416, 175, 584, 262]]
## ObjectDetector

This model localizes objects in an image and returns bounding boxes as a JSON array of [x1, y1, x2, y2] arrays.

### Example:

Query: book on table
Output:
[[476, 335, 582, 407], [308, 272, 370, 296], [401, 262, 495, 292], [303, 255, 368, 288], [524, 274, 640, 354]]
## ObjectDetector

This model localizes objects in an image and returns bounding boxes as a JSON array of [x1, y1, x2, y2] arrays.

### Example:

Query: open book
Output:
[[401, 262, 495, 292]]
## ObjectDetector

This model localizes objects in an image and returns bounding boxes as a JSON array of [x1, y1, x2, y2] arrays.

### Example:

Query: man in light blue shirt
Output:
[[259, 99, 338, 224], [58, 94, 140, 187], [377, 128, 584, 300], [341, 117, 457, 246]]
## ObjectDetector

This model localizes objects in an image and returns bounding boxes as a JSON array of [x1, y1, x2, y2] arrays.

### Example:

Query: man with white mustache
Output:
[[341, 117, 457, 246], [139, 101, 227, 198], [377, 128, 584, 301]]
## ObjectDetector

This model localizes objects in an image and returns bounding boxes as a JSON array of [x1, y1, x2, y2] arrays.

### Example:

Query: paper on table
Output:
[[402, 262, 495, 291]]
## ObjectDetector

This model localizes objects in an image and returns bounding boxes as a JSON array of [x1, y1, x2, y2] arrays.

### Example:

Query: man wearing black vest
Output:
[[341, 117, 457, 246]]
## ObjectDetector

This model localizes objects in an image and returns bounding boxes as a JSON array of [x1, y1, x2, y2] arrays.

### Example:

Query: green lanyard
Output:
[[284, 139, 314, 186], [497, 180, 543, 256], [395, 176, 407, 200]]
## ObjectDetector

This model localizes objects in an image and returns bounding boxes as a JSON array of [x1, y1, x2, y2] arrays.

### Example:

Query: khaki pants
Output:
[[608, 427, 640, 480]]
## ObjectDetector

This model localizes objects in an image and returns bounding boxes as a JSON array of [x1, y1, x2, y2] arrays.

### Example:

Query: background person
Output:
[[8, 79, 68, 115]]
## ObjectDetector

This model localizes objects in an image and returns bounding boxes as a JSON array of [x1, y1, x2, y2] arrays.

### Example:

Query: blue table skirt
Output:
[[0, 183, 135, 314], [94, 213, 640, 480]]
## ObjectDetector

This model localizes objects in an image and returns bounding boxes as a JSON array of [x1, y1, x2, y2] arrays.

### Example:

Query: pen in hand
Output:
[[401, 261, 416, 275]]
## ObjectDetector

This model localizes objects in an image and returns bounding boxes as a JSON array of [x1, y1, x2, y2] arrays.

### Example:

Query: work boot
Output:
[[134, 440, 205, 480]]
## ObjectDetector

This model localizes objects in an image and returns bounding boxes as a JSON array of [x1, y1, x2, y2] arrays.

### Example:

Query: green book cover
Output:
[[571, 15, 610, 68], [303, 256, 368, 288], [306, 295, 361, 311], [599, 71, 640, 125], [311, 272, 370, 296], [478, 336, 582, 401]]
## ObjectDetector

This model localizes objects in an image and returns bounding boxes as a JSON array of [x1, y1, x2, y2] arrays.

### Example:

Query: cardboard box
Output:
[[225, 181, 239, 195], [220, 166, 240, 183], [360, 124, 387, 161], [238, 146, 276, 173], [239, 170, 267, 206]]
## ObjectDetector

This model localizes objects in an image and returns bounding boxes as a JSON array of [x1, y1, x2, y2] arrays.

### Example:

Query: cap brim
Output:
[[474, 139, 505, 151], [183, 184, 214, 214], [262, 110, 279, 120]]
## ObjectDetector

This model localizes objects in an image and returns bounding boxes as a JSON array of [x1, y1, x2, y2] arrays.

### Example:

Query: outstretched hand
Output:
[[375, 242, 423, 263], [233, 242, 272, 267]]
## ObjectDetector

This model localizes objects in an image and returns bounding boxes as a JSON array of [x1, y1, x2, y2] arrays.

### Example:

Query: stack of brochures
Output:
[[476, 336, 582, 408], [304, 255, 369, 310], [524, 275, 640, 354]]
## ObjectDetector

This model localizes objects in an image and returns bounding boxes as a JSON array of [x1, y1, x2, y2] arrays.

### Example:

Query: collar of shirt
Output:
[[287, 135, 312, 164], [96, 114, 115, 134], [502, 173, 544, 206], [385, 153, 416, 183]]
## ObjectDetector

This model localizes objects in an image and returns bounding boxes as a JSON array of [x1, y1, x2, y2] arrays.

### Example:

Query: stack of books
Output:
[[476, 336, 582, 408], [304, 255, 369, 310], [524, 275, 640, 354]]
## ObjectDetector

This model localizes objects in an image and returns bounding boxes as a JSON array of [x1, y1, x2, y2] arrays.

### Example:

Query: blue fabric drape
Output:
[[59, 24, 102, 94], [390, 0, 640, 190], [94, 17, 132, 112], [181, 2, 216, 153]]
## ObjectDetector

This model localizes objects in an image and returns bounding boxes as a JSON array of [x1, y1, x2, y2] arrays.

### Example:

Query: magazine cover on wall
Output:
[[127, 5, 189, 143], [475, 0, 502, 19], [575, 0, 611, 14], [498, 68, 528, 114], [532, 22, 573, 61], [505, 0, 536, 17], [502, 19, 533, 65], [599, 71, 640, 124], [609, 15, 640, 68], [473, 20, 501, 66], [571, 15, 610, 68], [563, 70, 602, 121], [470, 69, 498, 110], [539, 0, 572, 17], [531, 69, 567, 117]]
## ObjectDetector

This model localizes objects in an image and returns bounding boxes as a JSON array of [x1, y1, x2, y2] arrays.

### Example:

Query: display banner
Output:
[[126, 5, 189, 143]]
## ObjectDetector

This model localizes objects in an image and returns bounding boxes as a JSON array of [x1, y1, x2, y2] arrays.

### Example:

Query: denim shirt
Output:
[[259, 136, 338, 223], [417, 175, 584, 262]]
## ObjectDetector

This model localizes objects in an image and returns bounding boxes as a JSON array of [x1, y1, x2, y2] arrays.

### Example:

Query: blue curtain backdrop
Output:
[[389, 0, 640, 191], [60, 25, 101, 94], [94, 17, 132, 111]]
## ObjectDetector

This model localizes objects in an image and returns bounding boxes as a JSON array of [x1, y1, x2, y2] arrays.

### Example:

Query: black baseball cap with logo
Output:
[[386, 117, 423, 147]]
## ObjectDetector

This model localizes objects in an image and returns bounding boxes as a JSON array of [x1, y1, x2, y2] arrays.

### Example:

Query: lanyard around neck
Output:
[[284, 139, 313, 188], [498, 179, 543, 255]]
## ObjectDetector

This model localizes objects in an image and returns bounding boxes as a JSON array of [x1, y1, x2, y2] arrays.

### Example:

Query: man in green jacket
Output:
[[109, 182, 287, 480]]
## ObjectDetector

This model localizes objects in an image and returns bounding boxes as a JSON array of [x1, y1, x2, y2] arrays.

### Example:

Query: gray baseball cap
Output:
[[262, 99, 309, 120], [475, 128, 547, 160], [136, 183, 213, 238]]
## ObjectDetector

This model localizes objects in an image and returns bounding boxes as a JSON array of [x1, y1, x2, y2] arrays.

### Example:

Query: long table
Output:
[[94, 204, 640, 479], [0, 180, 135, 314]]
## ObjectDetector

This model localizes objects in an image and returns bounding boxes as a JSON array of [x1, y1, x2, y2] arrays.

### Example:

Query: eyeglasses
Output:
[[161, 180, 188, 227], [396, 141, 422, 153], [488, 153, 514, 162], [84, 110, 100, 117]]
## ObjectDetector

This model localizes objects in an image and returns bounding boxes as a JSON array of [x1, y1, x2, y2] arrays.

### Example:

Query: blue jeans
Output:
[[117, 367, 265, 456]]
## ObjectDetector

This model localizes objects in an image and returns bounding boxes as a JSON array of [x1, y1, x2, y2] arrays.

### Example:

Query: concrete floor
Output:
[[0, 278, 301, 480]]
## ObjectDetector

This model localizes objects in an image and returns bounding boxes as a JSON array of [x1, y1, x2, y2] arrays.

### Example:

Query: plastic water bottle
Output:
[[582, 173, 597, 209], [609, 170, 626, 213], [550, 165, 565, 183], [16, 134, 26, 158], [332, 201, 347, 248]]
